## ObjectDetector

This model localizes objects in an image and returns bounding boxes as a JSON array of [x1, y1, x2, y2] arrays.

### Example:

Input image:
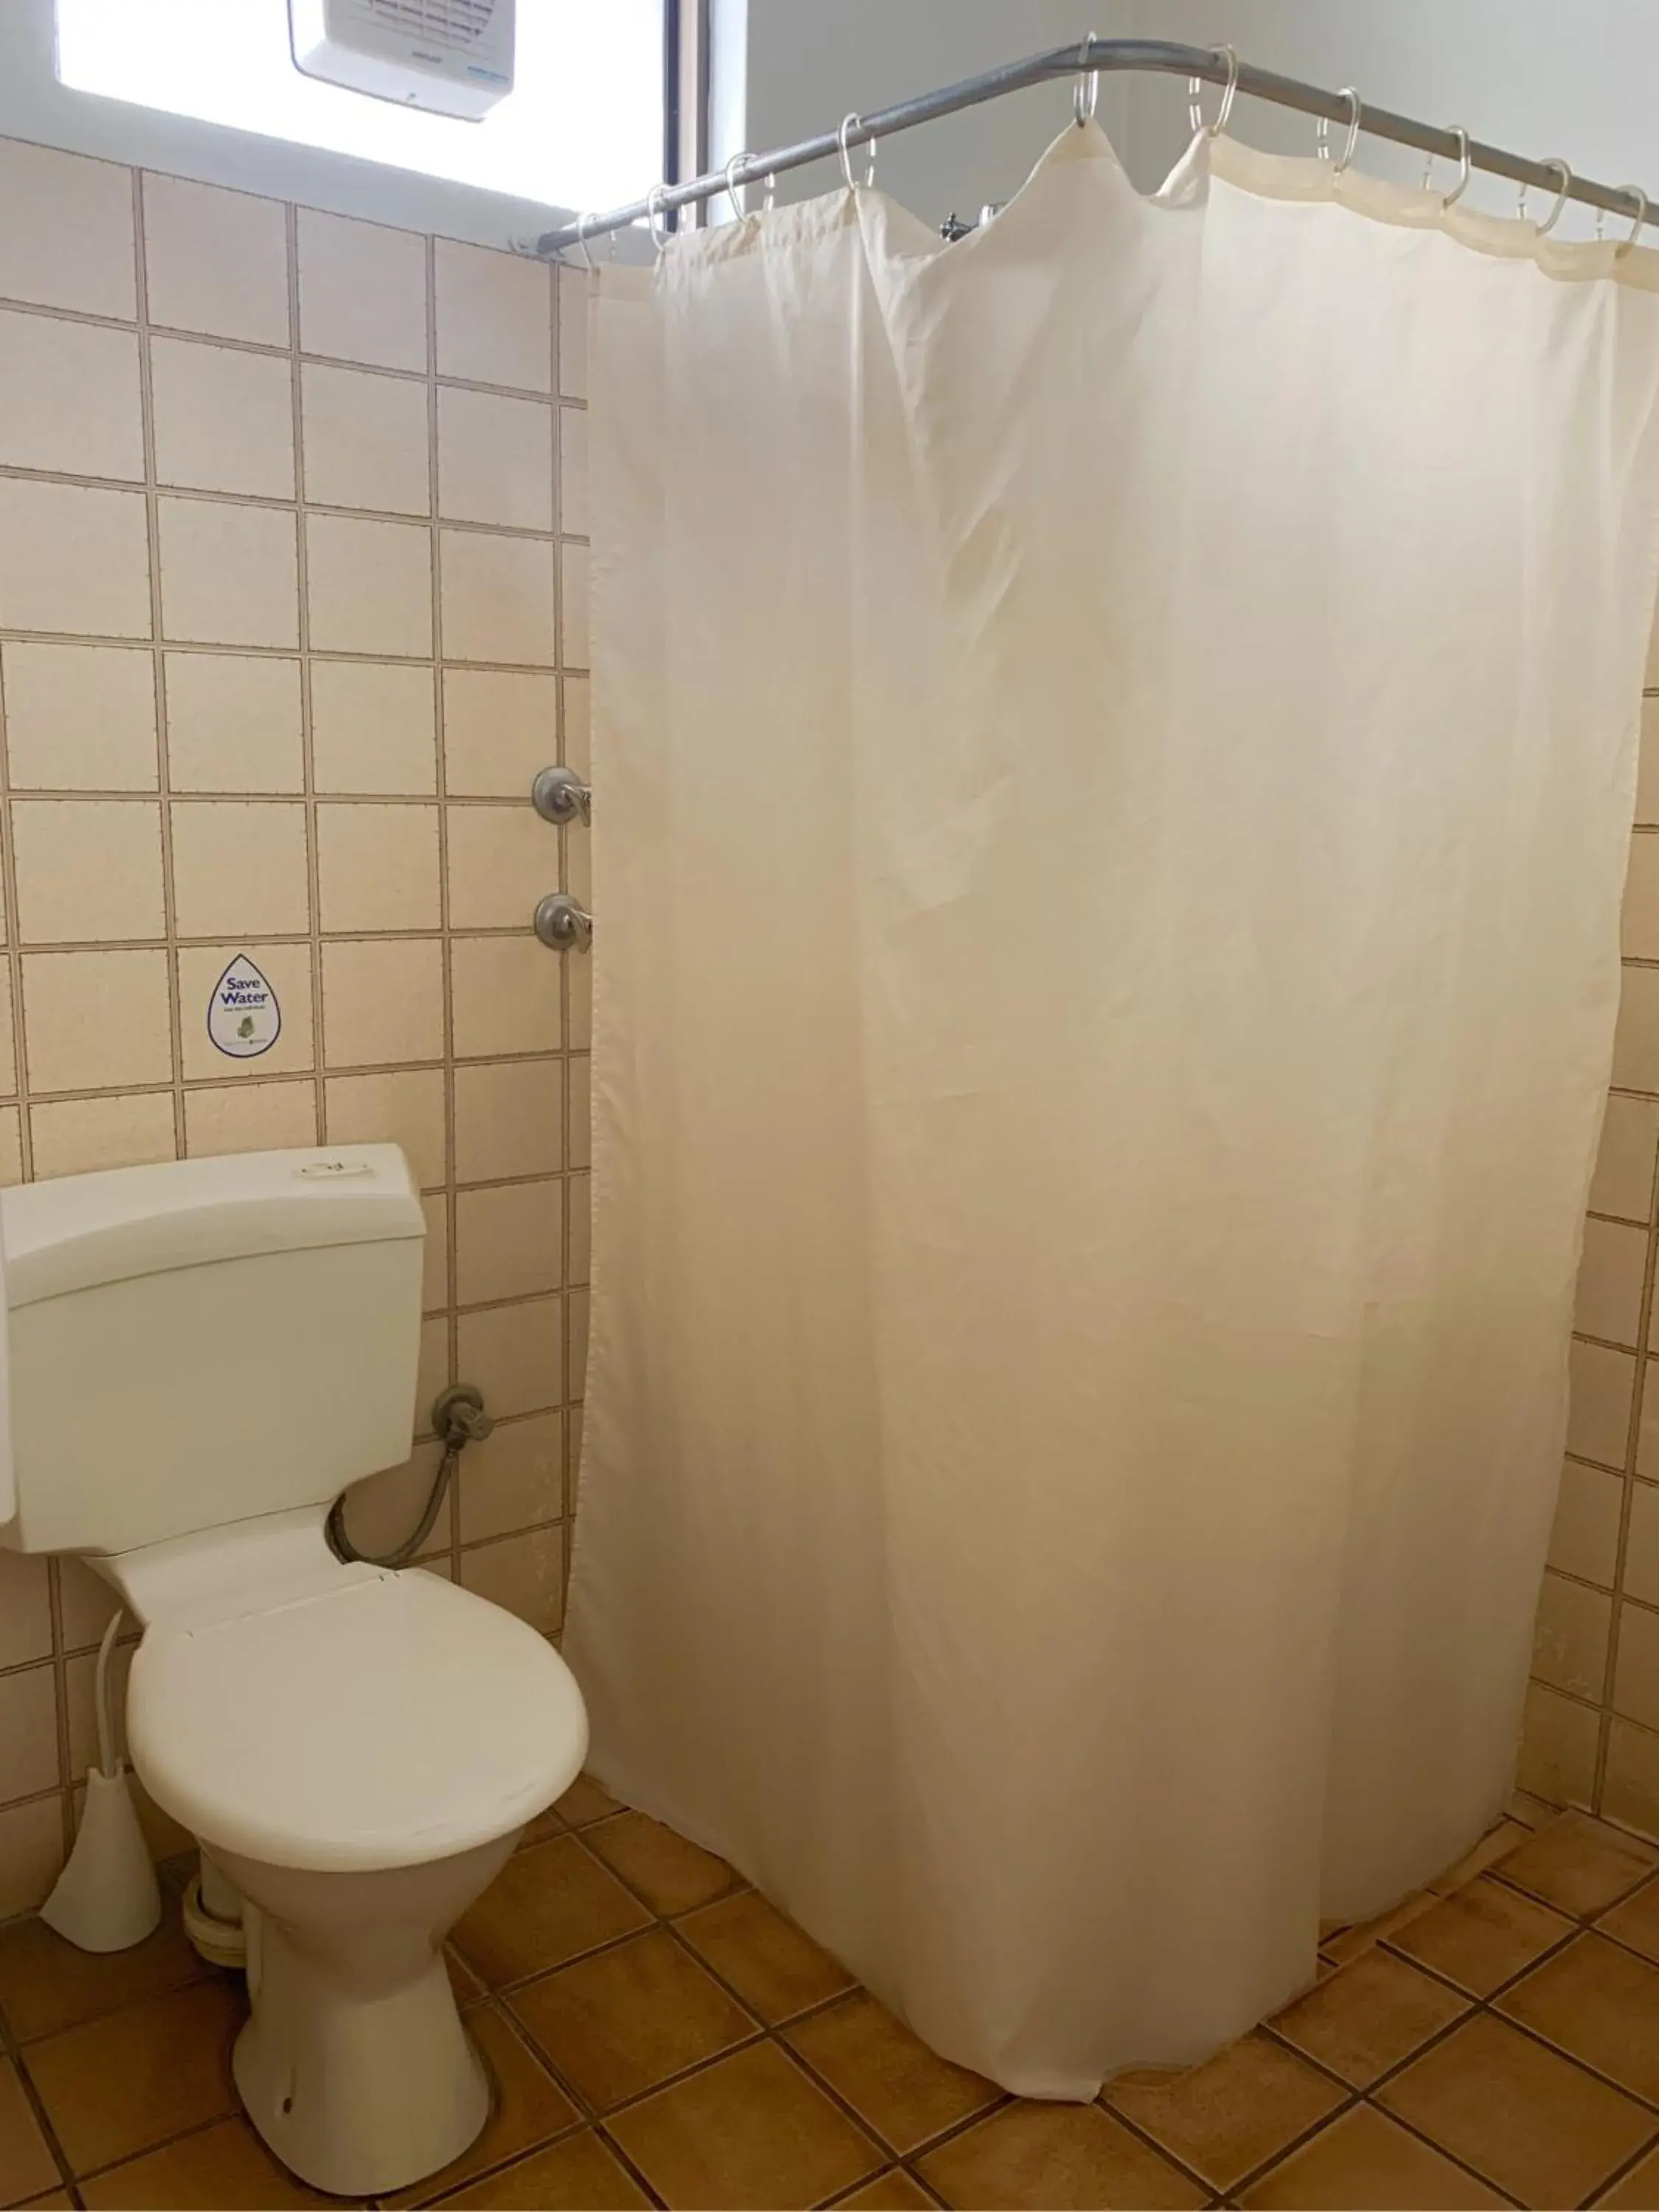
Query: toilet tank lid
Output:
[[0, 1145, 424, 1308]]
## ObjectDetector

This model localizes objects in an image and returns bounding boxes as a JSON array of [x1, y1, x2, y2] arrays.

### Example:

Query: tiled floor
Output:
[[2, 1787, 1659, 2208]]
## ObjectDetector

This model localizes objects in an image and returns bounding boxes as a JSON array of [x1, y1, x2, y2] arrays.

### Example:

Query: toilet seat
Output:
[[128, 1567, 587, 1873]]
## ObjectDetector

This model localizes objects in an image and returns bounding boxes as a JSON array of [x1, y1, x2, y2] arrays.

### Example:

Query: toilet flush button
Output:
[[296, 1158, 375, 1180]]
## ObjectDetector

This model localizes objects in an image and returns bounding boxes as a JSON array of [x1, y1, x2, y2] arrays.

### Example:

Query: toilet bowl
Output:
[[0, 1146, 590, 2197]]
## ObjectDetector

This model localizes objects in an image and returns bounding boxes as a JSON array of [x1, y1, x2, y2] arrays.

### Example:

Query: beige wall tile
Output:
[[1615, 1599, 1659, 1731], [456, 1294, 562, 1419], [456, 1178, 562, 1306], [149, 335, 295, 499], [0, 479, 151, 639], [0, 1554, 52, 1672], [567, 820, 591, 907], [1517, 1681, 1599, 1809], [1638, 1357, 1659, 1478], [1626, 1482, 1659, 1609], [0, 140, 136, 318], [1, 641, 158, 791], [0, 1797, 64, 1919], [1627, 838, 1659, 960], [459, 1524, 564, 1635], [12, 799, 165, 945], [568, 1054, 590, 1168], [456, 1408, 563, 1543], [158, 497, 299, 649], [568, 1171, 589, 1287], [1615, 966, 1659, 1094], [560, 540, 590, 668], [567, 1404, 584, 1508], [559, 406, 589, 537], [324, 1066, 446, 1187], [1595, 1096, 1659, 1223], [21, 947, 173, 1092], [305, 513, 433, 657], [178, 940, 313, 1080], [1578, 1218, 1648, 1349], [301, 361, 431, 517], [29, 1091, 176, 1180], [321, 936, 445, 1067], [0, 973, 13, 1096], [1549, 1462, 1624, 1589], [1639, 701, 1659, 829], [1604, 1719, 1659, 1839], [451, 933, 560, 1059], [142, 172, 290, 345], [164, 651, 304, 793], [310, 660, 437, 794], [421, 1190, 449, 1311], [557, 268, 588, 400], [58, 1559, 121, 1650], [0, 309, 144, 479], [453, 1059, 562, 1183], [445, 804, 553, 931], [442, 667, 558, 797], [434, 239, 550, 393], [437, 386, 554, 532], [1531, 1571, 1612, 1701], [563, 678, 591, 783], [1570, 1339, 1636, 1467], [297, 207, 427, 373], [170, 801, 310, 937], [0, 1107, 21, 1186], [439, 530, 556, 667], [184, 1078, 319, 1158], [0, 1666, 63, 1801], [418, 1312, 452, 1429], [316, 802, 441, 933]]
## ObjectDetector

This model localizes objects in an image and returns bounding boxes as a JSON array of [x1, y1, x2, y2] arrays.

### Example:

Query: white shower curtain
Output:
[[565, 123, 1659, 2096]]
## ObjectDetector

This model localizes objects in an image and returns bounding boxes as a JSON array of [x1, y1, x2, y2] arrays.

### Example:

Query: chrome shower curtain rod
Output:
[[532, 37, 1652, 260]]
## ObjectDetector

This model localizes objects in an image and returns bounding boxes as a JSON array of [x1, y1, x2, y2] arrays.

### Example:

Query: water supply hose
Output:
[[326, 1384, 493, 1568]]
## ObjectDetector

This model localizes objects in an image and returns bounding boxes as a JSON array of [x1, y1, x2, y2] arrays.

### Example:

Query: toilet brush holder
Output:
[[41, 1764, 161, 1952]]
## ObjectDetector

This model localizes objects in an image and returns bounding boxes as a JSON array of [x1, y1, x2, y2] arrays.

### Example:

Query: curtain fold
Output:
[[565, 122, 1659, 2096]]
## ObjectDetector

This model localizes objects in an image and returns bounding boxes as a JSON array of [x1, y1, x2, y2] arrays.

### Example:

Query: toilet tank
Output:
[[0, 1146, 425, 1557]]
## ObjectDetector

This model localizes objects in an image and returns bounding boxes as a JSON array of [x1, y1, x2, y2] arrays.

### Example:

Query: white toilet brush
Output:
[[41, 1610, 161, 1952]]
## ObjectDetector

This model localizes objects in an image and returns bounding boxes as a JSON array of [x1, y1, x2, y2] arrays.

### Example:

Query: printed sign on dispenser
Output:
[[207, 955, 281, 1059]]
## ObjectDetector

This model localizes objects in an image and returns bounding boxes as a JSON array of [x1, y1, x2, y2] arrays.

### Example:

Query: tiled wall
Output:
[[0, 135, 591, 1913], [1528, 632, 1659, 1832]]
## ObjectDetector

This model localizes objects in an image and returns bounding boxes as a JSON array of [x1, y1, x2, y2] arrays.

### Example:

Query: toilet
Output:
[[0, 1144, 588, 2197]]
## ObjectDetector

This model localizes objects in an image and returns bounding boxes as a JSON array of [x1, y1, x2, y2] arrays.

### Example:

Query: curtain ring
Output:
[[724, 153, 751, 220], [1428, 127, 1472, 208], [761, 172, 777, 213], [1537, 158, 1573, 234], [838, 114, 876, 190], [1073, 32, 1099, 128], [646, 183, 672, 250], [572, 212, 597, 274], [1186, 45, 1238, 139], [1616, 185, 1650, 259]]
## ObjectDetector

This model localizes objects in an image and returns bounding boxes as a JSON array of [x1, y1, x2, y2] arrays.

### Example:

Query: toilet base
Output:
[[212, 1832, 516, 2197]]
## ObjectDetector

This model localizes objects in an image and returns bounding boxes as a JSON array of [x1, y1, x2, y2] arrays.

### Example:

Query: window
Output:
[[54, 0, 666, 213]]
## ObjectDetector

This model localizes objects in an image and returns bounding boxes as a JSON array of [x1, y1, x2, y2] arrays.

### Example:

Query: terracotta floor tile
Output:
[[556, 1775, 624, 1827], [385, 2007, 577, 2208], [1599, 1873, 1659, 1964], [0, 1892, 208, 2043], [1387, 1875, 1574, 1997], [1597, 2142, 1659, 2208], [77, 2115, 336, 2208], [1268, 1950, 1468, 2087], [1491, 1812, 1659, 1919], [1102, 2033, 1344, 2191], [516, 1804, 567, 1849], [836, 2170, 936, 2208], [452, 1835, 650, 1986], [785, 1990, 1001, 2154], [0, 2061, 60, 2207], [24, 1977, 243, 2177], [445, 1944, 487, 2007], [582, 1810, 744, 1917], [677, 1889, 855, 2023], [605, 2039, 883, 2210], [1498, 1933, 1659, 2101], [1377, 2012, 1652, 2206], [1429, 1820, 1534, 1896], [508, 1927, 757, 2110], [1321, 1893, 1438, 1967], [16, 2193, 70, 2208], [1509, 1790, 1559, 1829], [917, 2100, 1205, 2211], [434, 2130, 649, 2208], [1239, 2105, 1503, 2209]]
